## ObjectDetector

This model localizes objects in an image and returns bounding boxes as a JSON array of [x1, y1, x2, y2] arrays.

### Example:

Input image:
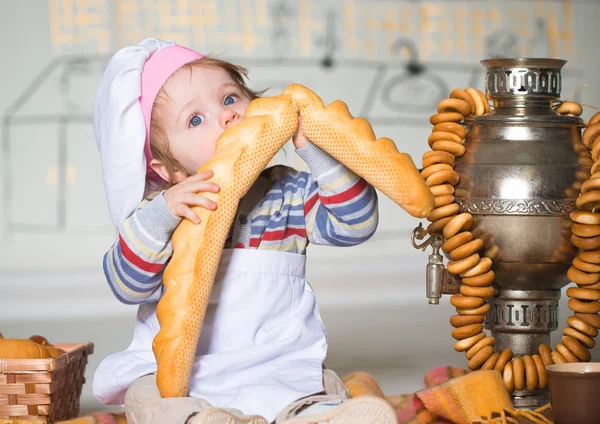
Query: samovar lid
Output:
[[481, 58, 566, 70], [477, 57, 582, 126], [481, 57, 565, 100]]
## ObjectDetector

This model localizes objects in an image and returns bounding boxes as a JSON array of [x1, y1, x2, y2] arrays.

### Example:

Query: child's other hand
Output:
[[163, 171, 220, 224], [292, 117, 311, 149]]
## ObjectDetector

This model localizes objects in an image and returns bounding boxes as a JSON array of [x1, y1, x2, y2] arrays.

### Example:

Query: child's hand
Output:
[[292, 117, 311, 149], [163, 171, 220, 224]]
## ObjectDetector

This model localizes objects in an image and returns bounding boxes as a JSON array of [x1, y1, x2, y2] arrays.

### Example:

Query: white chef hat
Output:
[[93, 38, 204, 228]]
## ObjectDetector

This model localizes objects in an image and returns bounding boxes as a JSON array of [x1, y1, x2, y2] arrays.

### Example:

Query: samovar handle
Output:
[[411, 223, 460, 304]]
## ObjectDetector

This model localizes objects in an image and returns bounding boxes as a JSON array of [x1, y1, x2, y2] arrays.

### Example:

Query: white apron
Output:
[[93, 248, 328, 422]]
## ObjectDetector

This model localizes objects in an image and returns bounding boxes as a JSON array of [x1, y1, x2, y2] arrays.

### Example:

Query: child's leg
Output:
[[275, 369, 397, 424], [275, 369, 349, 422], [323, 368, 351, 398], [125, 375, 214, 424], [279, 395, 397, 424], [125, 374, 269, 424]]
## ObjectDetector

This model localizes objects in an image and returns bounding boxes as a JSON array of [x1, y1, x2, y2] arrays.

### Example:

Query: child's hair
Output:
[[148, 56, 267, 193]]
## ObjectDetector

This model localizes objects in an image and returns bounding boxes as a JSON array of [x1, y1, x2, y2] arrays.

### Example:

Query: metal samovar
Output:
[[413, 58, 586, 408]]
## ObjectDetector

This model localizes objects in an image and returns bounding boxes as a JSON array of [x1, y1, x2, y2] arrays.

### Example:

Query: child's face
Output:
[[154, 65, 251, 177]]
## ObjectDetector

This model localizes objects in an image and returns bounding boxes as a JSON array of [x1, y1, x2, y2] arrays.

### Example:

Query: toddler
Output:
[[93, 38, 396, 424]]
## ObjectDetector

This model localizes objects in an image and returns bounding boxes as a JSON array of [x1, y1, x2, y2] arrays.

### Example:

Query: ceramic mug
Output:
[[546, 362, 600, 424]]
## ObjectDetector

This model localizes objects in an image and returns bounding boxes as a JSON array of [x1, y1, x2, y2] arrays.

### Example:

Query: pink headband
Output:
[[140, 45, 204, 182]]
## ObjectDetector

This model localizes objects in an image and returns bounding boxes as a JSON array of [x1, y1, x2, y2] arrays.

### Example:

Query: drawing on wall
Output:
[[2, 56, 109, 236], [318, 8, 337, 68], [270, 0, 294, 60], [2, 0, 589, 237]]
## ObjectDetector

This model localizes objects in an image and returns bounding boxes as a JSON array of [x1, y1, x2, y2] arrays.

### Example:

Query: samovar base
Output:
[[492, 333, 551, 357], [512, 390, 550, 410], [488, 290, 560, 409], [488, 290, 560, 356]]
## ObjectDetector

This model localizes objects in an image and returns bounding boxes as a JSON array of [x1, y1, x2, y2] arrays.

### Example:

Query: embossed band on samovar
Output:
[[412, 58, 587, 409]]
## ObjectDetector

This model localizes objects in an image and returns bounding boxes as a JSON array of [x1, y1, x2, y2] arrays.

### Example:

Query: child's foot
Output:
[[281, 395, 398, 424], [185, 407, 269, 424]]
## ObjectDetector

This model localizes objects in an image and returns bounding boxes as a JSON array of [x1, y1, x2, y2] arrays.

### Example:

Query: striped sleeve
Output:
[[102, 192, 182, 304], [296, 143, 379, 246]]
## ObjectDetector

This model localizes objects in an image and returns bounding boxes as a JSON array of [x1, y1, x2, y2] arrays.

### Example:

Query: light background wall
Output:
[[0, 0, 599, 413]]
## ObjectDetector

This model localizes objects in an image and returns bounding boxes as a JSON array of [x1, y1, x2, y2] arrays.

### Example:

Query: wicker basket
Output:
[[0, 342, 94, 424]]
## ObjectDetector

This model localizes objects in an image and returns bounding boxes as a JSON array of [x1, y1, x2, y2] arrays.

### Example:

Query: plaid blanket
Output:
[[57, 367, 552, 424], [381, 367, 551, 424]]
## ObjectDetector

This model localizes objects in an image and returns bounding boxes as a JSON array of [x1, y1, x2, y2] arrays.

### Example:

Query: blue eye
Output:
[[224, 95, 236, 106], [189, 115, 204, 127]]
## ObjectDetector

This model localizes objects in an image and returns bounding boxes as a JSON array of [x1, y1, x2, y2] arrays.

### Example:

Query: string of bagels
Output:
[[422, 85, 600, 393]]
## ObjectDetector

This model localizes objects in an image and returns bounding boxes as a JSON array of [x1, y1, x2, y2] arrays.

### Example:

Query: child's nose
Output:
[[221, 109, 240, 128]]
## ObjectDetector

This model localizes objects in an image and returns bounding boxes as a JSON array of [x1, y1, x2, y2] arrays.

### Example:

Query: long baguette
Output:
[[153, 85, 433, 397], [285, 84, 433, 218], [153, 93, 298, 397]]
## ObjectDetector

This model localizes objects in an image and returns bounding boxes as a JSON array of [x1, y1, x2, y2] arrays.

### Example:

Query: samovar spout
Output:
[[412, 224, 460, 304]]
